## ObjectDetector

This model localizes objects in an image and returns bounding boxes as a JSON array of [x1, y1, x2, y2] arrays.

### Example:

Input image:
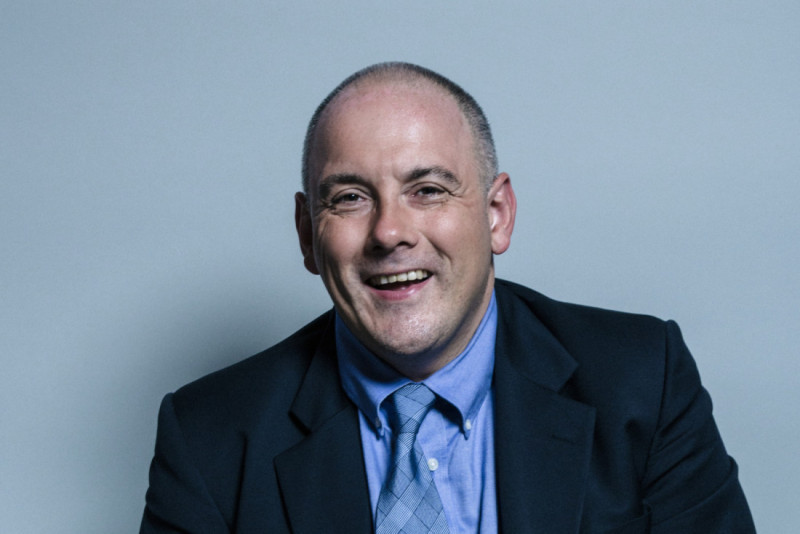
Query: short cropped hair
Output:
[[301, 62, 498, 194]]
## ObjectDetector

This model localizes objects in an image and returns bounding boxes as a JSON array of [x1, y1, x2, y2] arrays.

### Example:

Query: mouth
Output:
[[367, 269, 431, 289]]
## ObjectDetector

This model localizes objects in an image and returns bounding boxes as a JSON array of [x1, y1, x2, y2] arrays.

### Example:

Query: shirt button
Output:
[[427, 458, 439, 471], [465, 419, 473, 431]]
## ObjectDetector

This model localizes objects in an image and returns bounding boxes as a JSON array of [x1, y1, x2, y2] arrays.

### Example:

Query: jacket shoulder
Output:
[[494, 278, 681, 408], [170, 310, 334, 430], [495, 279, 670, 348]]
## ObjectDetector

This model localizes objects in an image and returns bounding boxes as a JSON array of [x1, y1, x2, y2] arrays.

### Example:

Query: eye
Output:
[[414, 185, 445, 197], [331, 192, 364, 205], [410, 184, 448, 205], [326, 190, 372, 213]]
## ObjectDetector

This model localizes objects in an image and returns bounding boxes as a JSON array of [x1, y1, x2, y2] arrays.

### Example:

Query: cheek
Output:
[[314, 219, 363, 271], [426, 207, 490, 253]]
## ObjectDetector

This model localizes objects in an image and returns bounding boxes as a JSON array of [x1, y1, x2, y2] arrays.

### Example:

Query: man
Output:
[[141, 62, 754, 533]]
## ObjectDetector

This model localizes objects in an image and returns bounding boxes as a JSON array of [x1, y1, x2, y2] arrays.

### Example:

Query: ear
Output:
[[487, 173, 516, 255], [294, 192, 320, 275]]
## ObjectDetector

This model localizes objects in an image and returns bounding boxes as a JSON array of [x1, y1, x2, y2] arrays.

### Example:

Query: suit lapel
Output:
[[274, 315, 373, 534], [494, 284, 596, 534]]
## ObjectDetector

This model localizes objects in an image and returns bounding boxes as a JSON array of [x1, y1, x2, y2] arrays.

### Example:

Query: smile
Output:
[[367, 269, 430, 288]]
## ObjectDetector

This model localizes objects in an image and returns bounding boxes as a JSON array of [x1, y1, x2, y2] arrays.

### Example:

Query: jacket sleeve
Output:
[[140, 393, 230, 534], [643, 320, 755, 533]]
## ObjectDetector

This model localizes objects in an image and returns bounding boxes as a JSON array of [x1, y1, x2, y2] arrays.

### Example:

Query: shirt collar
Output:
[[337, 292, 497, 439]]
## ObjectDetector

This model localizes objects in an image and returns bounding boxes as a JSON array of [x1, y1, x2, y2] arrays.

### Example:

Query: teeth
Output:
[[370, 270, 429, 287]]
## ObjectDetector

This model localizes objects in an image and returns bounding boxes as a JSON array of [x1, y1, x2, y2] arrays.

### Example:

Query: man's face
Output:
[[296, 81, 515, 378]]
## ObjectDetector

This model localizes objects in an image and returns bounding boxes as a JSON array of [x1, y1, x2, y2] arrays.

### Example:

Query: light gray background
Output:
[[2, 2, 797, 532]]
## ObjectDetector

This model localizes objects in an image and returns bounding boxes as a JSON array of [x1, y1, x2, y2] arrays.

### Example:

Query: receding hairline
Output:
[[321, 66, 456, 110], [302, 62, 498, 194], [319, 73, 456, 125]]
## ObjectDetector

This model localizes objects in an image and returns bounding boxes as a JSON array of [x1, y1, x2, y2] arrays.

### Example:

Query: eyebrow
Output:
[[407, 166, 459, 185]]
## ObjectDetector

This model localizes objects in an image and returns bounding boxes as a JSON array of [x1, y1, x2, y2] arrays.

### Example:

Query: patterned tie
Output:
[[375, 383, 449, 534]]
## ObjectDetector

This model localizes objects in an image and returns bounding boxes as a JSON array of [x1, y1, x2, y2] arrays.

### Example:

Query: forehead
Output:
[[309, 80, 474, 183]]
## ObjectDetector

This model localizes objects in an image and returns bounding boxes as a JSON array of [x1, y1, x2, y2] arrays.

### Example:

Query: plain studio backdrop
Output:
[[1, 2, 797, 532]]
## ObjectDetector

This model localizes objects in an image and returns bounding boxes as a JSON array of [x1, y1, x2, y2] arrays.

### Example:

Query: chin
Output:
[[371, 331, 453, 364], [368, 320, 437, 352]]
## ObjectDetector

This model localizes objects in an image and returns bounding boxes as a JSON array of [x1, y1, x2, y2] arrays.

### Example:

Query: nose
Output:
[[367, 199, 417, 252]]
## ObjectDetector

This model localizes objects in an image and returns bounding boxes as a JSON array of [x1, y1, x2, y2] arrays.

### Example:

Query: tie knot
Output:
[[384, 383, 436, 436]]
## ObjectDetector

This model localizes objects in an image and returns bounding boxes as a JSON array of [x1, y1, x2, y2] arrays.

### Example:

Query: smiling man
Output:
[[296, 72, 514, 381], [141, 63, 754, 533]]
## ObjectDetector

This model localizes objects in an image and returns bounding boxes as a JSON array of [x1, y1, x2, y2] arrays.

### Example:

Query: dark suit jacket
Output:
[[141, 280, 754, 533]]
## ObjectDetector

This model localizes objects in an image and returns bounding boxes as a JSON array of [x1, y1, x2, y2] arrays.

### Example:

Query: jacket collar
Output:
[[274, 313, 373, 533]]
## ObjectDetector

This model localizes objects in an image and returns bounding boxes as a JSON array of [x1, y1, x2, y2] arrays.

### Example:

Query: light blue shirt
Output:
[[337, 293, 498, 533]]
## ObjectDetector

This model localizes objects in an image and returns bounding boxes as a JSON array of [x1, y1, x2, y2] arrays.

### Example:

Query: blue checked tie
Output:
[[375, 383, 449, 534]]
